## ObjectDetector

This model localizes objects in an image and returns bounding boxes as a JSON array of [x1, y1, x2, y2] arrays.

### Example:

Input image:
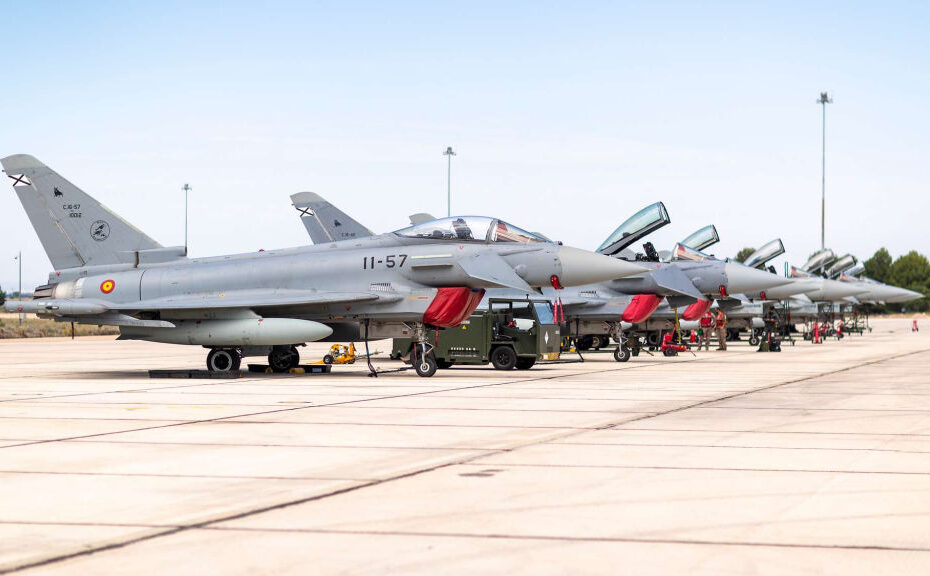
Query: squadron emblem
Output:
[[90, 220, 110, 241]]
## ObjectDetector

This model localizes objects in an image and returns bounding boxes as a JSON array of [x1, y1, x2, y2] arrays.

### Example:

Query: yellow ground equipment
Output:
[[316, 343, 357, 365]]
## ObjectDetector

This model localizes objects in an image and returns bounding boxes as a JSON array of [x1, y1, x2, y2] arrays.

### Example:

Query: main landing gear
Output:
[[206, 348, 241, 372], [268, 345, 301, 372]]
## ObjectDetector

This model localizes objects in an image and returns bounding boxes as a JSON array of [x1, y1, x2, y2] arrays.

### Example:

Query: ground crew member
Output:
[[714, 308, 728, 351], [699, 310, 714, 351]]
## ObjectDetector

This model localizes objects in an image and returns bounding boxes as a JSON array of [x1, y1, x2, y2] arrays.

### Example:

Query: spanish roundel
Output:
[[100, 279, 116, 294]]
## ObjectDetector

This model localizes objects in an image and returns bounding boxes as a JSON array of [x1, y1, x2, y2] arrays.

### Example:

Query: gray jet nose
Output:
[[808, 278, 869, 301], [556, 246, 649, 287], [885, 287, 925, 303], [723, 262, 792, 295], [758, 278, 823, 300]]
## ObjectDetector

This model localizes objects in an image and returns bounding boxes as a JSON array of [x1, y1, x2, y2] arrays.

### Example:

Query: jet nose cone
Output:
[[556, 246, 649, 286], [810, 279, 867, 301], [886, 287, 925, 303], [724, 262, 792, 295], [761, 278, 823, 300]]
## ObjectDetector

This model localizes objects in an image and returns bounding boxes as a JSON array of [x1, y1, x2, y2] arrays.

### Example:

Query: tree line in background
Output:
[[733, 247, 930, 313]]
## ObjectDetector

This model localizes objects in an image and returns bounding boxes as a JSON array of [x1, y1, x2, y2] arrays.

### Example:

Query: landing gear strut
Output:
[[411, 322, 437, 378], [206, 348, 241, 372]]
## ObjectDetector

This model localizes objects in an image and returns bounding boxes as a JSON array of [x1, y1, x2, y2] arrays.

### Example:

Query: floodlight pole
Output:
[[443, 147, 456, 217], [182, 183, 191, 256], [817, 92, 832, 250], [15, 251, 21, 326]]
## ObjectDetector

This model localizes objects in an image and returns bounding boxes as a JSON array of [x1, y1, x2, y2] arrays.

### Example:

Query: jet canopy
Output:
[[597, 202, 670, 256], [680, 225, 720, 252], [394, 216, 548, 244], [803, 249, 836, 274], [826, 254, 857, 279], [671, 243, 714, 262], [743, 239, 785, 269]]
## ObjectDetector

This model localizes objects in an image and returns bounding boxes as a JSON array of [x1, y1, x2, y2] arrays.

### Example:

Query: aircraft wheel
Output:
[[749, 333, 761, 346], [614, 346, 631, 362], [646, 333, 661, 348], [415, 354, 438, 377], [490, 346, 517, 370], [269, 346, 300, 373], [515, 357, 536, 370], [323, 355, 335, 364], [207, 348, 241, 372]]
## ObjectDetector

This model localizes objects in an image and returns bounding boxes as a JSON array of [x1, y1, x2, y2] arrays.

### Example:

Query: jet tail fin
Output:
[[2, 154, 171, 271], [290, 192, 373, 244]]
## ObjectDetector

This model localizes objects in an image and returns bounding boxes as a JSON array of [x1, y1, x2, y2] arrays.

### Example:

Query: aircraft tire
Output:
[[614, 346, 631, 362], [490, 346, 517, 370], [269, 346, 300, 373], [207, 348, 241, 373], [749, 333, 761, 346], [415, 354, 438, 377]]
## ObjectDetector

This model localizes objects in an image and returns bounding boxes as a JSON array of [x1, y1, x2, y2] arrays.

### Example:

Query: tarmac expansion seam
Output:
[[455, 462, 930, 476], [199, 525, 930, 554], [2, 346, 926, 572]]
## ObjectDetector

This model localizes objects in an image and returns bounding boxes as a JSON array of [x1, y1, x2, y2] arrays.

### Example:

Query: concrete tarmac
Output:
[[0, 318, 928, 574]]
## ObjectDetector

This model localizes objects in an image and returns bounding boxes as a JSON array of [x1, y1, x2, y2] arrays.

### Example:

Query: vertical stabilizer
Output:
[[2, 154, 161, 270], [290, 191, 373, 244]]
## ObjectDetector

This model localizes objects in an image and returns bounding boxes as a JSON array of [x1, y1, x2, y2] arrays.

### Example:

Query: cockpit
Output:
[[680, 225, 720, 252], [743, 239, 785, 269], [596, 202, 670, 256], [394, 216, 549, 244], [670, 243, 714, 262]]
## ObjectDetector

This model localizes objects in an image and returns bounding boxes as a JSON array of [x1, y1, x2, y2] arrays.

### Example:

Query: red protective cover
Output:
[[423, 287, 486, 327], [621, 294, 663, 323], [682, 298, 713, 321]]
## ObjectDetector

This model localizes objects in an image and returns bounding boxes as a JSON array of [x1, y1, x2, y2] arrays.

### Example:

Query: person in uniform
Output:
[[714, 308, 728, 351]]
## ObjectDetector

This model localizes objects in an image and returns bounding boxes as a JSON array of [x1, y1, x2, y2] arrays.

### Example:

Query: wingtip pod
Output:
[[556, 246, 650, 286]]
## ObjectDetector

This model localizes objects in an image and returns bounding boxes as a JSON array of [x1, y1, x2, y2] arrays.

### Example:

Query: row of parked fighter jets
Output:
[[1, 154, 921, 375]]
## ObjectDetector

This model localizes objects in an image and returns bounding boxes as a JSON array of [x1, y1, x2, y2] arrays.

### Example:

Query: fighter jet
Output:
[[2, 154, 646, 376], [292, 196, 790, 359]]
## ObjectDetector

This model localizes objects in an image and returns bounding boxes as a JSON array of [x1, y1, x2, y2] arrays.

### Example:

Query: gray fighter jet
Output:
[[2, 154, 646, 376], [292, 196, 790, 358]]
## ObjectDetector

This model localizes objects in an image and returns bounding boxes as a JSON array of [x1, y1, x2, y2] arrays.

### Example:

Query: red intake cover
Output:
[[682, 298, 713, 321], [423, 287, 486, 327], [621, 294, 663, 323]]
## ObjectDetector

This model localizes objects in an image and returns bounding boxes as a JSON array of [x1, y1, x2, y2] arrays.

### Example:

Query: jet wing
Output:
[[5, 291, 394, 318], [126, 290, 393, 311], [457, 253, 535, 292], [650, 266, 705, 300]]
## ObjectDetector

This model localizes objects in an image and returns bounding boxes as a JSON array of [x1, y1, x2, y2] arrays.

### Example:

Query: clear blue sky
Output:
[[2, 1, 928, 290]]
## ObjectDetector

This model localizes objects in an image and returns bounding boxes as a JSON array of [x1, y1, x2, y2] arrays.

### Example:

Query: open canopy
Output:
[[597, 202, 670, 256], [826, 254, 857, 279], [743, 239, 785, 269], [803, 249, 836, 274], [394, 216, 548, 244], [680, 225, 720, 252], [671, 243, 714, 262]]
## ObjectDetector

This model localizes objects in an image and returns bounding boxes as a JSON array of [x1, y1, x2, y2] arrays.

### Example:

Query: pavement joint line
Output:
[[59, 439, 500, 451], [2, 344, 926, 573], [456, 462, 930, 476], [609, 428, 930, 437], [199, 526, 930, 554], [549, 441, 930, 454], [0, 469, 373, 482]]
